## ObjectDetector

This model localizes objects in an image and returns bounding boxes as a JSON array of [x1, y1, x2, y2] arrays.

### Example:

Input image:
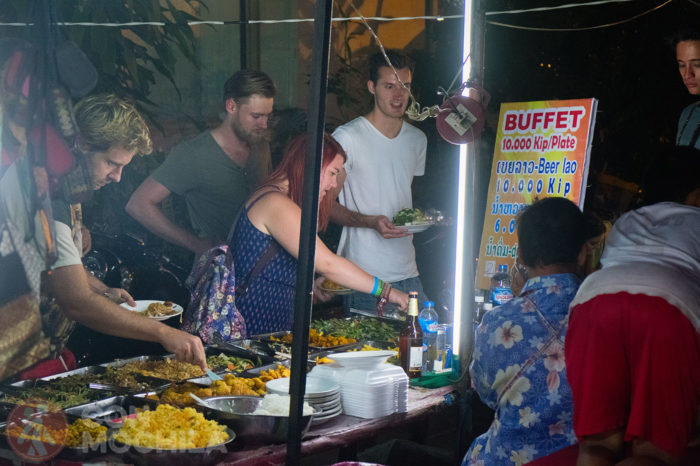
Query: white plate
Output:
[[319, 285, 353, 295], [399, 222, 434, 233], [120, 300, 183, 321], [266, 376, 340, 397], [325, 350, 397, 370]]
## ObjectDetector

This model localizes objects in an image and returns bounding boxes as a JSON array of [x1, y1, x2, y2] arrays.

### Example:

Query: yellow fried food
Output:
[[315, 356, 335, 364], [5, 422, 67, 446], [66, 418, 107, 448], [271, 329, 356, 347], [114, 404, 228, 449]]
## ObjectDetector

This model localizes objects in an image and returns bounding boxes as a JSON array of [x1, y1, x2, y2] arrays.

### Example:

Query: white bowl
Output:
[[324, 350, 396, 370]]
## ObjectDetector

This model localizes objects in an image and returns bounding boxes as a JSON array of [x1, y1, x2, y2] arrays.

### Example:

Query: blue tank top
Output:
[[230, 191, 297, 335]]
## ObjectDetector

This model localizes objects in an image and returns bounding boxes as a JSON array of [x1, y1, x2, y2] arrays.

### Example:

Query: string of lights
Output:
[[0, 0, 686, 30]]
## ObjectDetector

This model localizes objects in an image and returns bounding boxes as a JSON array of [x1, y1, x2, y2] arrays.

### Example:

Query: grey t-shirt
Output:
[[151, 131, 271, 240]]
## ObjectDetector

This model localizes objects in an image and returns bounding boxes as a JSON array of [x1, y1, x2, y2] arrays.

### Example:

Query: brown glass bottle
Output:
[[399, 291, 423, 379]]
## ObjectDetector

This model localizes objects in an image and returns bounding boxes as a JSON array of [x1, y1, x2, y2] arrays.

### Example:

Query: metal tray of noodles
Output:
[[40, 365, 171, 394], [98, 355, 205, 382]]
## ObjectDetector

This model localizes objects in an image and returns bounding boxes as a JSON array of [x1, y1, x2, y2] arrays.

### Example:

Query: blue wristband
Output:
[[371, 276, 379, 296]]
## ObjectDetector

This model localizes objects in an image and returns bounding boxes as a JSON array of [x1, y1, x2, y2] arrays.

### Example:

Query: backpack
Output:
[[182, 238, 281, 344], [182, 245, 246, 344]]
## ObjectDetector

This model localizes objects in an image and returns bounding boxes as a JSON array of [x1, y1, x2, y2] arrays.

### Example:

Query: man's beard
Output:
[[231, 117, 270, 144]]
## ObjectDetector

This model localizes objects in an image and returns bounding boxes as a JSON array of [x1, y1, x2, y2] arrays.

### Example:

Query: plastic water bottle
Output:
[[490, 264, 513, 306], [418, 301, 439, 372]]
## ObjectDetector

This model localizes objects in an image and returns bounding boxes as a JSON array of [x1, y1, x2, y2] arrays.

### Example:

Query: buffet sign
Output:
[[475, 98, 598, 290]]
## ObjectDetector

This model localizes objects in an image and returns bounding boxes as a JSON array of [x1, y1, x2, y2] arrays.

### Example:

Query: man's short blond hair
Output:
[[74, 93, 152, 155]]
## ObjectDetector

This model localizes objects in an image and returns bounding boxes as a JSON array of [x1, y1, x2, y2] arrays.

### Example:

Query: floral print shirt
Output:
[[463, 274, 581, 466]]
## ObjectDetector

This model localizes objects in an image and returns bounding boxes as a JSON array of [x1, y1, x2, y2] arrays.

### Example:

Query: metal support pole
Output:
[[286, 1, 333, 464], [239, 0, 247, 69]]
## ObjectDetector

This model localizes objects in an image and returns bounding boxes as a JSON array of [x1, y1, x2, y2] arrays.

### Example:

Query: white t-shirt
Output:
[[0, 164, 82, 274], [332, 116, 427, 282]]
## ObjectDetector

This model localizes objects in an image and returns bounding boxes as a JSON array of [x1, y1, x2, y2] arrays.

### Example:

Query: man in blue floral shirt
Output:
[[464, 197, 587, 465]]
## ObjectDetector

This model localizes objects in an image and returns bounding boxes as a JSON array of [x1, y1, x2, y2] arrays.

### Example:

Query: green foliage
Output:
[[0, 0, 206, 125]]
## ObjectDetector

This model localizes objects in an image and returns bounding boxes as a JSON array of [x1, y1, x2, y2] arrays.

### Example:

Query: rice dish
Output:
[[251, 394, 314, 416], [114, 404, 228, 449]]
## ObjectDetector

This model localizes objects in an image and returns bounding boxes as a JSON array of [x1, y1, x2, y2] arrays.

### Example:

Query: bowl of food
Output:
[[202, 395, 317, 444], [112, 404, 234, 466]]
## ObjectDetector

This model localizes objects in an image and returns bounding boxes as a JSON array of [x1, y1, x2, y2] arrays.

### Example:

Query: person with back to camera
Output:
[[674, 27, 700, 151], [565, 150, 700, 466], [126, 70, 275, 258], [0, 94, 207, 379], [213, 132, 408, 337], [463, 197, 587, 466], [331, 49, 429, 316]]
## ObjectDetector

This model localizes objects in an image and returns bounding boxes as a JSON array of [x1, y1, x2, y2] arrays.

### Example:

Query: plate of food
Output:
[[392, 208, 434, 233], [319, 278, 352, 295], [120, 300, 183, 320]]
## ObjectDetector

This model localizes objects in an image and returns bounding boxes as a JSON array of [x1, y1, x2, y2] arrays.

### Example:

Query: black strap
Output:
[[235, 240, 280, 299], [231, 186, 284, 299]]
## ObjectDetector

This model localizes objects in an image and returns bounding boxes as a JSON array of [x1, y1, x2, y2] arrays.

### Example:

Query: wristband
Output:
[[371, 276, 379, 296]]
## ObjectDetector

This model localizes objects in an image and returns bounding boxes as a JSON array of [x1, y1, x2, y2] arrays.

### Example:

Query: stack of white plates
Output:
[[265, 376, 342, 424], [318, 350, 409, 419]]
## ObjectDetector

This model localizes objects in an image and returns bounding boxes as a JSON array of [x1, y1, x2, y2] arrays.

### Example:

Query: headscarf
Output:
[[571, 202, 700, 331]]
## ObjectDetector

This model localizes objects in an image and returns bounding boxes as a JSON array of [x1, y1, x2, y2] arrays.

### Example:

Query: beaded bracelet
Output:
[[376, 283, 392, 317]]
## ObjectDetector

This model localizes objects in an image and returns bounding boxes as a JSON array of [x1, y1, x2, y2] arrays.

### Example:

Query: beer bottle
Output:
[[399, 291, 423, 379]]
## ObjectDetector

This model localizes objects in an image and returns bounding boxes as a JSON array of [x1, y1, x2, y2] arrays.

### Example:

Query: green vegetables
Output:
[[312, 317, 398, 343], [206, 353, 256, 372], [0, 383, 108, 408], [392, 208, 426, 226]]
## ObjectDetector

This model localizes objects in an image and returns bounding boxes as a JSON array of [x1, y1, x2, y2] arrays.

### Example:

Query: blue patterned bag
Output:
[[182, 245, 246, 344]]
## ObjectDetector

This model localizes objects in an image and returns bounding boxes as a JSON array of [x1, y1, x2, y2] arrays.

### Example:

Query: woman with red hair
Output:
[[229, 132, 408, 335]]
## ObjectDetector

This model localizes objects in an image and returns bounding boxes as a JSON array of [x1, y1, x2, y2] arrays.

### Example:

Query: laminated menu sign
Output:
[[476, 98, 597, 290]]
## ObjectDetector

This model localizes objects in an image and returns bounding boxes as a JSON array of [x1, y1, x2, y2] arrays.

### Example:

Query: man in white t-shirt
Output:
[[331, 50, 428, 315]]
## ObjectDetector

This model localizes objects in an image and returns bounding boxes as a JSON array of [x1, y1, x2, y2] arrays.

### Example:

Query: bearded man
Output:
[[127, 70, 276, 256]]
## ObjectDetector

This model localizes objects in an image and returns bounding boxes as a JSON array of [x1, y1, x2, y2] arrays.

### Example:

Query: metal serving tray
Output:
[[205, 344, 274, 371], [98, 354, 173, 368], [42, 365, 170, 393], [65, 394, 158, 423], [248, 331, 354, 356], [0, 378, 114, 410]]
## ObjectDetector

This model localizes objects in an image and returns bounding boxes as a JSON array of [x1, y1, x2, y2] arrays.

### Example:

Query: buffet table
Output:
[[220, 384, 457, 465], [0, 385, 457, 466]]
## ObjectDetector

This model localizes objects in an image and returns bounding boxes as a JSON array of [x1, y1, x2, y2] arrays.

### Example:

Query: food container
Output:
[[0, 377, 114, 410], [98, 355, 204, 382], [114, 427, 236, 466], [64, 395, 158, 423], [204, 344, 272, 373], [41, 365, 170, 393], [201, 396, 315, 444]]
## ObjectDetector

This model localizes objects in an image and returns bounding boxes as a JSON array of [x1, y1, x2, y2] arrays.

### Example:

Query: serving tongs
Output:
[[87, 382, 132, 394], [212, 332, 285, 359]]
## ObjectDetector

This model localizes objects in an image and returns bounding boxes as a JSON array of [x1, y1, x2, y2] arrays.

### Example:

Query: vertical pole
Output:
[[286, 1, 333, 464], [453, 0, 484, 374], [239, 0, 247, 69]]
